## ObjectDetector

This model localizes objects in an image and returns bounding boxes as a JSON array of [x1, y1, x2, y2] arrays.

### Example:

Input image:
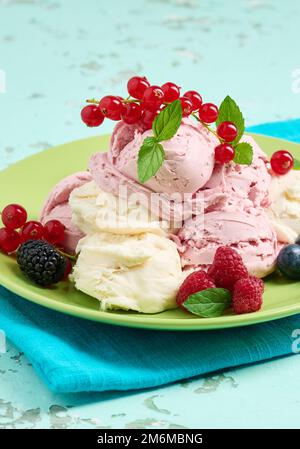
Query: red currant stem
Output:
[[123, 99, 142, 104], [57, 249, 77, 262], [191, 112, 222, 142], [86, 98, 142, 105], [86, 98, 100, 105]]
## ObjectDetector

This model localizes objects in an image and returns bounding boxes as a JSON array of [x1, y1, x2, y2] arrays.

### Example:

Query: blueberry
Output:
[[296, 235, 300, 246], [277, 244, 300, 280]]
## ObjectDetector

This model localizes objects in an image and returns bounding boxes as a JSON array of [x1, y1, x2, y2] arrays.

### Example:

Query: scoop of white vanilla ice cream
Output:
[[268, 170, 300, 243], [69, 180, 168, 236], [72, 232, 183, 313]]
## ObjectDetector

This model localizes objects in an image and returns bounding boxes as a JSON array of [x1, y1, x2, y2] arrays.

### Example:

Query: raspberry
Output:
[[176, 270, 216, 309], [208, 246, 248, 292], [232, 276, 264, 314]]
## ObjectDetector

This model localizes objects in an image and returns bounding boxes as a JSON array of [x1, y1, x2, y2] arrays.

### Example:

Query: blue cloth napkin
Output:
[[0, 119, 300, 394]]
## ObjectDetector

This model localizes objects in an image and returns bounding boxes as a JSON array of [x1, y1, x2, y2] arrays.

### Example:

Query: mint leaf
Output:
[[137, 140, 165, 183], [294, 158, 300, 170], [153, 99, 182, 141], [216, 96, 245, 145], [234, 142, 253, 165], [183, 288, 231, 318]]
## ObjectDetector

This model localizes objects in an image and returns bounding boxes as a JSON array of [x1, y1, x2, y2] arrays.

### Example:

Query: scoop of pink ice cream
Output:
[[89, 118, 218, 226], [176, 208, 278, 277], [40, 171, 92, 253], [202, 135, 271, 212], [109, 118, 217, 194]]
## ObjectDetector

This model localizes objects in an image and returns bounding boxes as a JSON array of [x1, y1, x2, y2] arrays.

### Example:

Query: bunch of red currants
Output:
[[81, 76, 242, 164], [80, 75, 296, 171], [81, 76, 214, 128], [0, 204, 65, 254]]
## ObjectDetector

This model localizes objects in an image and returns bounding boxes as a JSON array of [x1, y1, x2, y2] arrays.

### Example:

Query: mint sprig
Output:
[[216, 95, 245, 146], [183, 288, 231, 318], [137, 138, 165, 184], [137, 100, 182, 183], [234, 142, 253, 165]]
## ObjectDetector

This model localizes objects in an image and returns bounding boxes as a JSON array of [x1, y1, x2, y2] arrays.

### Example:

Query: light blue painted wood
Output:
[[0, 0, 300, 429]]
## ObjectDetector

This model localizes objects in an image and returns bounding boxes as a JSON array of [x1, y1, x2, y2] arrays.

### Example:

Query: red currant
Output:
[[21, 221, 44, 242], [142, 86, 164, 111], [2, 204, 27, 229], [0, 228, 20, 253], [270, 150, 294, 175], [44, 220, 65, 245], [63, 258, 73, 280], [81, 105, 104, 127], [141, 108, 160, 129], [214, 144, 235, 164], [183, 90, 202, 110], [179, 97, 193, 117], [121, 102, 142, 124], [99, 96, 124, 120], [127, 76, 150, 100], [217, 121, 238, 142], [161, 82, 181, 102], [199, 103, 219, 123]]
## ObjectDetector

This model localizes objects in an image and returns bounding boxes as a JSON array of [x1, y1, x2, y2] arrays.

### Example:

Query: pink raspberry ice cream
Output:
[[90, 118, 218, 225], [202, 135, 271, 212], [40, 171, 92, 253], [176, 208, 278, 277]]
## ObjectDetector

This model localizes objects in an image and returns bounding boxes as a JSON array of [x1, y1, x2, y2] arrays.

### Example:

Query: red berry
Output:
[[208, 246, 248, 292], [63, 258, 73, 280], [176, 270, 216, 310], [142, 86, 164, 110], [141, 108, 160, 129], [99, 96, 124, 120], [217, 121, 238, 142], [121, 102, 142, 124], [44, 220, 65, 245], [161, 82, 181, 102], [214, 144, 235, 164], [81, 105, 104, 127], [179, 97, 193, 117], [127, 76, 150, 100], [199, 103, 219, 123], [232, 276, 264, 314], [2, 204, 27, 229], [183, 90, 202, 110], [0, 228, 20, 253], [21, 221, 44, 242], [270, 150, 294, 175]]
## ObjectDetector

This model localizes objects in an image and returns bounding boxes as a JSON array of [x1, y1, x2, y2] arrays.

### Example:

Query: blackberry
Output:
[[17, 240, 67, 286]]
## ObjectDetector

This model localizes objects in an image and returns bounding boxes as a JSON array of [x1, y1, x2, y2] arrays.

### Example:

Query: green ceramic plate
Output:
[[0, 133, 300, 331]]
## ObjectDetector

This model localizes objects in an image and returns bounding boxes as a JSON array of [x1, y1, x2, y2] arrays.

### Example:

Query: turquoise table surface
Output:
[[1, 0, 300, 429]]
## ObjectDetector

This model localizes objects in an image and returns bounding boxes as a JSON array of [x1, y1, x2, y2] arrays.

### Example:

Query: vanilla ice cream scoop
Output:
[[176, 209, 278, 278], [40, 171, 92, 253], [69, 180, 168, 236], [72, 232, 183, 313], [267, 170, 300, 243]]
